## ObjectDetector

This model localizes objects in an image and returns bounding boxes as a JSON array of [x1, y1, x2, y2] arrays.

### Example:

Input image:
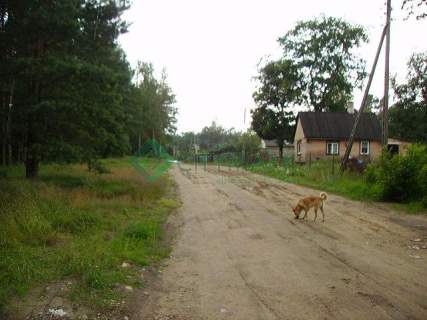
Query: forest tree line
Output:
[[173, 122, 261, 161], [0, 0, 177, 177]]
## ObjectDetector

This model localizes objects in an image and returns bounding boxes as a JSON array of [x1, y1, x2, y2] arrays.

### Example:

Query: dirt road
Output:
[[137, 163, 427, 320]]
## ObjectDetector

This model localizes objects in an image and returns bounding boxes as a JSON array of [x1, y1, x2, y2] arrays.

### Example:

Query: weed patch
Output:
[[246, 157, 426, 214], [0, 158, 178, 314]]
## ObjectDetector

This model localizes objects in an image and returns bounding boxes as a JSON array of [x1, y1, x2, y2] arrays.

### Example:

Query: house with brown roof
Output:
[[293, 112, 383, 163]]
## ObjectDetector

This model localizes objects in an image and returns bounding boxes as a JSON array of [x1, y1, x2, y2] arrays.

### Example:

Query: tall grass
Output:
[[0, 158, 178, 313], [248, 159, 379, 201], [246, 158, 426, 214]]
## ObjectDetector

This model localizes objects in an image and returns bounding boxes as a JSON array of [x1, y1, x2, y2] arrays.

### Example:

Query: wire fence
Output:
[[177, 150, 346, 177]]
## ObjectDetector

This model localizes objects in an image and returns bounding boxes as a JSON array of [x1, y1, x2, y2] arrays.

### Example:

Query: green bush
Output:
[[419, 164, 427, 206], [87, 159, 110, 174], [366, 144, 427, 204], [364, 163, 378, 184]]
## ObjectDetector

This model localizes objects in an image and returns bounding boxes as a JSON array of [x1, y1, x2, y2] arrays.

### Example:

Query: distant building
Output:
[[261, 139, 294, 157], [387, 138, 412, 156]]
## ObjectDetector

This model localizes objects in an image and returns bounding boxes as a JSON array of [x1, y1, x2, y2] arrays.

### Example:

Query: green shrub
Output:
[[366, 144, 427, 204], [87, 159, 110, 174], [364, 163, 379, 184], [15, 214, 56, 246], [419, 164, 427, 206]]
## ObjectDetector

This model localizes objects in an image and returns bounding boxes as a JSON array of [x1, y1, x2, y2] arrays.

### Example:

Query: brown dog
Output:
[[292, 192, 327, 222]]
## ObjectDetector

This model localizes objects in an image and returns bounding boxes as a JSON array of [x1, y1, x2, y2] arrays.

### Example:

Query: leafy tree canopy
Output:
[[235, 130, 261, 156], [402, 0, 427, 20], [127, 62, 177, 152], [389, 52, 427, 143], [278, 16, 368, 112], [173, 123, 243, 158], [198, 122, 238, 152], [251, 60, 299, 158], [364, 94, 381, 113]]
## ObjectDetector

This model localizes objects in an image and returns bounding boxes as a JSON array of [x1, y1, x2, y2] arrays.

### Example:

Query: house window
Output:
[[297, 140, 301, 155], [326, 141, 339, 155], [360, 141, 370, 155]]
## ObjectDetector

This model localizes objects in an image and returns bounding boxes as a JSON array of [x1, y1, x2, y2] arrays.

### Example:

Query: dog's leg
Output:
[[314, 208, 318, 222], [320, 206, 325, 222], [302, 209, 308, 220]]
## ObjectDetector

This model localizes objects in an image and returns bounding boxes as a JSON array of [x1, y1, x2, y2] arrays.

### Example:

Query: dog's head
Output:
[[292, 205, 302, 219]]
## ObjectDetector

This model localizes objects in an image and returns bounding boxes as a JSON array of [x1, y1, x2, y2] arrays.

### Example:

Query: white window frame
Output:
[[297, 140, 301, 155], [326, 141, 339, 155], [360, 140, 370, 155]]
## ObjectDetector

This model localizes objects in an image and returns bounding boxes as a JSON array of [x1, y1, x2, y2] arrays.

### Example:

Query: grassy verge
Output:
[[0, 158, 179, 314], [245, 160, 426, 214]]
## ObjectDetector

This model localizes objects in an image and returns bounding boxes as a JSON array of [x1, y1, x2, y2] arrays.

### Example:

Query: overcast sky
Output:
[[119, 0, 427, 133]]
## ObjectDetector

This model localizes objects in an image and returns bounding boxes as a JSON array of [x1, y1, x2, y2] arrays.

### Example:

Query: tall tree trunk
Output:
[[7, 143, 12, 165], [138, 133, 141, 155], [25, 155, 39, 178], [1, 139, 5, 166], [25, 114, 41, 177], [25, 127, 39, 178], [17, 144, 21, 163], [25, 39, 43, 178], [7, 80, 14, 165], [278, 139, 284, 160], [1, 94, 6, 165]]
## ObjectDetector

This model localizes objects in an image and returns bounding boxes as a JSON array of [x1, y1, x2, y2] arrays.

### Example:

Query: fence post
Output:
[[332, 154, 335, 175], [309, 152, 312, 168], [291, 155, 294, 175]]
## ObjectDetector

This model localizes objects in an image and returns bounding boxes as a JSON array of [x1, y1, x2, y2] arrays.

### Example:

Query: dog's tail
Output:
[[320, 192, 328, 201]]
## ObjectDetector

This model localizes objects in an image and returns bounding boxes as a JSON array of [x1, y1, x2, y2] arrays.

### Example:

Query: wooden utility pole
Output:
[[382, 0, 391, 147], [340, 25, 388, 173]]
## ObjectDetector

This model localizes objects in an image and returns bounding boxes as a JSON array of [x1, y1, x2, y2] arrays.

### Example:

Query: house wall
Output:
[[336, 140, 381, 160], [294, 118, 308, 162], [265, 147, 280, 157], [264, 146, 294, 158], [388, 138, 411, 155], [368, 141, 383, 159], [283, 146, 294, 157], [296, 139, 382, 162]]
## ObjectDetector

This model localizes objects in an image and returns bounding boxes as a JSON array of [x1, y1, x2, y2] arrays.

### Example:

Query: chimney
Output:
[[347, 101, 355, 114]]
